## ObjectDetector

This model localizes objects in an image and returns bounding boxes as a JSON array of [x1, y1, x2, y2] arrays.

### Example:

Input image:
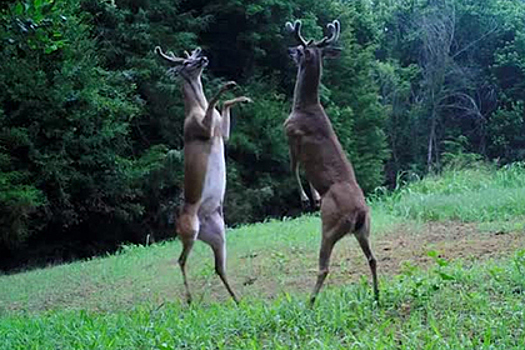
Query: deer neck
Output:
[[182, 75, 207, 113], [293, 62, 321, 110]]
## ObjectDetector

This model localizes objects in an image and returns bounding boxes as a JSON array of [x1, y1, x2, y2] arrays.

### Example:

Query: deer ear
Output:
[[322, 47, 342, 59], [167, 65, 184, 78], [288, 47, 301, 63]]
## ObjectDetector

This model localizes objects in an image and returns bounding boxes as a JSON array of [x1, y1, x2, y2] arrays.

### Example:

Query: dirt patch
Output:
[[8, 221, 523, 312], [371, 222, 524, 276], [233, 221, 525, 299], [81, 221, 523, 305]]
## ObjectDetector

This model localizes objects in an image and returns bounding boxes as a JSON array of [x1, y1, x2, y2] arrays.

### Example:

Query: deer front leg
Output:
[[221, 96, 252, 141], [310, 182, 321, 210], [201, 81, 237, 134], [288, 137, 309, 209]]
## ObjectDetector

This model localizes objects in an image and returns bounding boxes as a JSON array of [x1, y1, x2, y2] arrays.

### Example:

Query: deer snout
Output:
[[199, 57, 209, 66]]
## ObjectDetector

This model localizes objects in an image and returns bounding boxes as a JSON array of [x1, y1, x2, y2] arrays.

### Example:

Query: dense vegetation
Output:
[[1, 0, 525, 268], [1, 165, 524, 348]]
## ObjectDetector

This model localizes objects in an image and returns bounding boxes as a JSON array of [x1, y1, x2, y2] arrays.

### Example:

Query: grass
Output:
[[1, 163, 525, 349], [0, 212, 402, 314], [374, 161, 525, 222], [1, 254, 524, 349]]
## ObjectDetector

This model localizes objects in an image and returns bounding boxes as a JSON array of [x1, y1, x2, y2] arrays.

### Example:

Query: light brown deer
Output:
[[155, 46, 251, 304], [284, 20, 378, 305]]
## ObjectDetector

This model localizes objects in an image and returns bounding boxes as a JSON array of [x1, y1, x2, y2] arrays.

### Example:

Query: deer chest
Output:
[[199, 138, 226, 216]]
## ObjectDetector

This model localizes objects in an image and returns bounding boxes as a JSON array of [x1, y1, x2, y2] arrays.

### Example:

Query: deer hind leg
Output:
[[354, 214, 379, 301], [310, 193, 350, 306], [310, 233, 336, 306], [198, 211, 239, 304], [176, 211, 200, 305]]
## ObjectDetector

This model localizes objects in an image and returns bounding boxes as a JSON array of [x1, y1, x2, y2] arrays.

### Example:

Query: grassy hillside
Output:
[[2, 255, 524, 349], [1, 164, 524, 349]]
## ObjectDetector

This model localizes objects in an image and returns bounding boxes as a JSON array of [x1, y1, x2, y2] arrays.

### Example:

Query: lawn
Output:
[[1, 164, 524, 349]]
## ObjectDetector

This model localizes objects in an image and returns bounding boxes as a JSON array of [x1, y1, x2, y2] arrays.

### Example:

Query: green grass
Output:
[[374, 162, 525, 222], [1, 164, 525, 349], [0, 211, 401, 315], [1, 253, 524, 349]]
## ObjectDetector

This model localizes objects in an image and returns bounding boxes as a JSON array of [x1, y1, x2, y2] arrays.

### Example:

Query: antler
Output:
[[286, 20, 307, 47], [154, 46, 185, 64], [188, 47, 202, 60], [182, 47, 203, 59], [315, 20, 340, 48]]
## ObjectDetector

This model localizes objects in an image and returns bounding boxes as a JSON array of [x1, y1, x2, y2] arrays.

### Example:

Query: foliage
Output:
[[374, 0, 525, 176], [2, 0, 525, 265], [0, 0, 141, 250]]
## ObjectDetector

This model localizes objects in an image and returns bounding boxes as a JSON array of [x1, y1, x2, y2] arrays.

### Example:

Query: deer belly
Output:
[[199, 140, 226, 216]]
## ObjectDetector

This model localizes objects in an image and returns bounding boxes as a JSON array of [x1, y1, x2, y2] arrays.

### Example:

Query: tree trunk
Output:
[[427, 114, 437, 173]]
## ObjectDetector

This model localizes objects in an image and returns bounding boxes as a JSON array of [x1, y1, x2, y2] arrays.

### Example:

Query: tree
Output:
[[373, 0, 524, 177], [0, 0, 141, 256]]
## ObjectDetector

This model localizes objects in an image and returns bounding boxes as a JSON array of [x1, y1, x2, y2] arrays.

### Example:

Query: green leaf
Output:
[[246, 4, 264, 16], [438, 272, 455, 281], [427, 250, 449, 267], [14, 2, 23, 15], [44, 44, 58, 54]]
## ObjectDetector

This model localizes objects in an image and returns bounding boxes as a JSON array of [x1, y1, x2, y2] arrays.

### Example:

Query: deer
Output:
[[284, 20, 379, 306], [155, 45, 251, 304]]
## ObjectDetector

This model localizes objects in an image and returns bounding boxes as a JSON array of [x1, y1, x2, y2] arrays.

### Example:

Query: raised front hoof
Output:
[[222, 81, 237, 91], [301, 198, 311, 211], [312, 198, 321, 211], [238, 96, 252, 104]]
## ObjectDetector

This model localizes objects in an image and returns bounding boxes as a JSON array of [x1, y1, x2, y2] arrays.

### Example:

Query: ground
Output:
[[200, 220, 525, 302], [2, 165, 525, 349], [3, 216, 522, 314]]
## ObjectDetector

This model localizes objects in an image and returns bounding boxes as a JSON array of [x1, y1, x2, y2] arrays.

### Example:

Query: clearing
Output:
[[1, 216, 523, 313], [1, 165, 525, 349]]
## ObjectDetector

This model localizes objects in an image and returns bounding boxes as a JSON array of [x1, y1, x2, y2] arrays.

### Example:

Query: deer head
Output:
[[155, 46, 209, 80], [286, 20, 342, 68]]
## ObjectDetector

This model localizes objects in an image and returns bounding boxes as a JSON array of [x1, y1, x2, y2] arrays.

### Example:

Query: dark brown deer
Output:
[[155, 46, 251, 304], [284, 20, 378, 305]]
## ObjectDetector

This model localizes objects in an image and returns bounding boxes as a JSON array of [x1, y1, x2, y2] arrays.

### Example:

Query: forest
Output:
[[1, 0, 524, 269]]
